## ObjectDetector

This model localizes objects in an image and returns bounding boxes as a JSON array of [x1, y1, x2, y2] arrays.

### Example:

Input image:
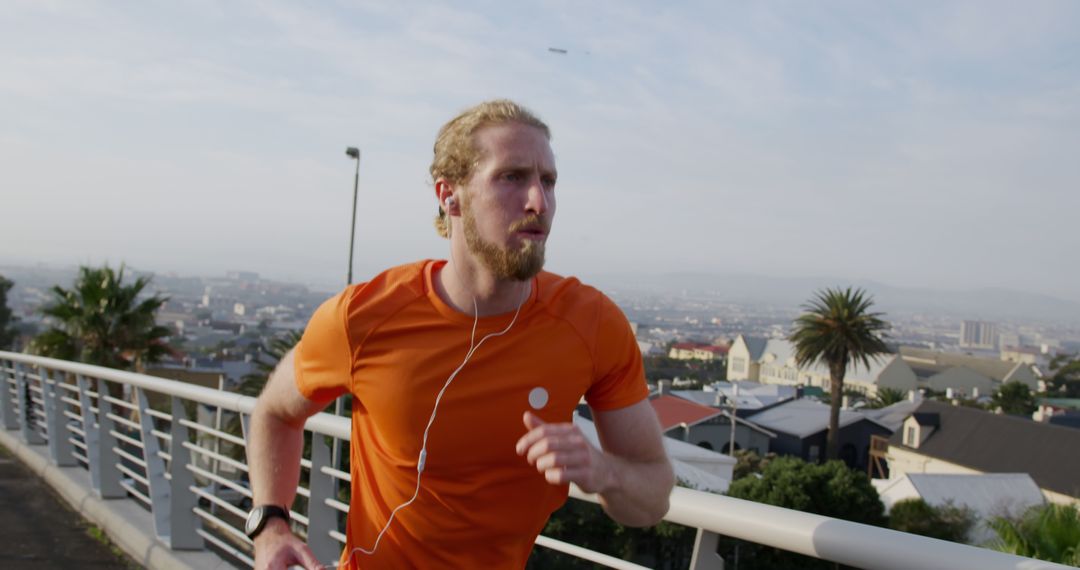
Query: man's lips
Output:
[[516, 228, 548, 240]]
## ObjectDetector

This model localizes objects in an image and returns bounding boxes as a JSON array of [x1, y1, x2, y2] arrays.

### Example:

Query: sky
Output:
[[2, 1, 1079, 300]]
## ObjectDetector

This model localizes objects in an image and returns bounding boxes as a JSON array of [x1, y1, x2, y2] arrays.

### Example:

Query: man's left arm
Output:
[[517, 400, 674, 527]]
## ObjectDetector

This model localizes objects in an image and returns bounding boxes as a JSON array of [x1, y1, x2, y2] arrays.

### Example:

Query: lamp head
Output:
[[345, 147, 360, 159]]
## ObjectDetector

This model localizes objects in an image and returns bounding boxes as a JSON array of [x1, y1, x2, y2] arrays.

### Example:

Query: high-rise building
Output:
[[960, 320, 997, 350]]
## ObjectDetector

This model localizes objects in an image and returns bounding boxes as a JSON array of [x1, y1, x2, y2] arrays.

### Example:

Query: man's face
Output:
[[458, 122, 557, 281]]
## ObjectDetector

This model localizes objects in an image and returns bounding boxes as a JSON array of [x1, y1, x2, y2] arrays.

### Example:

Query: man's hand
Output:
[[515, 412, 615, 494], [253, 518, 323, 570]]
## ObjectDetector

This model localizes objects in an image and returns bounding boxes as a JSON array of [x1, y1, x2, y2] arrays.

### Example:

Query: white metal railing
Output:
[[0, 351, 1072, 570]]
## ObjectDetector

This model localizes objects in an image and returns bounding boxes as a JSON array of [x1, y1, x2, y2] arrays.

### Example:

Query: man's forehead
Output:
[[474, 123, 555, 167]]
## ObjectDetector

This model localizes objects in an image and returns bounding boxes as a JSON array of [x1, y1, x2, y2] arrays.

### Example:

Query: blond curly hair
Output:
[[431, 100, 550, 238]]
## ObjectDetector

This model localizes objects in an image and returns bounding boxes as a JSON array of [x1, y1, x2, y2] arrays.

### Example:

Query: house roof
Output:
[[746, 398, 889, 438], [912, 412, 940, 428], [862, 396, 923, 431], [741, 335, 768, 361], [758, 338, 897, 383], [875, 473, 1044, 518], [899, 346, 1026, 382], [574, 414, 732, 493], [673, 382, 797, 411], [649, 395, 725, 431], [889, 399, 1080, 498]]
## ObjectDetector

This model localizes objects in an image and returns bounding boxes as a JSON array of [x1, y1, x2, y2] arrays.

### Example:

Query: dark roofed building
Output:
[[886, 399, 1080, 503]]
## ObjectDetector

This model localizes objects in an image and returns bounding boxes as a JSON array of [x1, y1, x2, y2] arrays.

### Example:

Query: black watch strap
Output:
[[245, 505, 291, 539]]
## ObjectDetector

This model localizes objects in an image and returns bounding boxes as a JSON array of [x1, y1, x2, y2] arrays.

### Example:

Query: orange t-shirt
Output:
[[294, 260, 648, 569]]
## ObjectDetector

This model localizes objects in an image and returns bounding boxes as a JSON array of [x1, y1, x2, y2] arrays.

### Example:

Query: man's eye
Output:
[[502, 172, 523, 182], [542, 177, 557, 188]]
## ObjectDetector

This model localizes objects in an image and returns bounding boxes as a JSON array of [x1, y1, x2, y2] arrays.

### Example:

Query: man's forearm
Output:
[[596, 453, 674, 527], [249, 403, 306, 508]]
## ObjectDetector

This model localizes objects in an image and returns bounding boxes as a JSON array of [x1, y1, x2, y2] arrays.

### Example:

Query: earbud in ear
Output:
[[445, 196, 457, 209]]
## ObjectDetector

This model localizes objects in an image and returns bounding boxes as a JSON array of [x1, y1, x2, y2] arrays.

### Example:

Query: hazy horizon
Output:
[[4, 2, 1078, 303]]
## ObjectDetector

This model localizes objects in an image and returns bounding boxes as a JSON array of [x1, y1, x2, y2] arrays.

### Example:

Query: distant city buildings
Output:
[[960, 320, 998, 350]]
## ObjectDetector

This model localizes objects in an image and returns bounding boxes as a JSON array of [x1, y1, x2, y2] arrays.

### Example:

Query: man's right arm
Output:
[[249, 347, 332, 570]]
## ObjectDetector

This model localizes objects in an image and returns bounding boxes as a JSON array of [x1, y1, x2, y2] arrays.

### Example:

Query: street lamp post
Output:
[[335, 147, 361, 473], [345, 147, 361, 285]]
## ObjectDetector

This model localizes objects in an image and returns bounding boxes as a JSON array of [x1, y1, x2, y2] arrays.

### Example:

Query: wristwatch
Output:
[[245, 505, 291, 539]]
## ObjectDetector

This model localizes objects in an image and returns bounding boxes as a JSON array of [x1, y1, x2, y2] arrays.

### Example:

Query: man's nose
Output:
[[525, 176, 548, 214]]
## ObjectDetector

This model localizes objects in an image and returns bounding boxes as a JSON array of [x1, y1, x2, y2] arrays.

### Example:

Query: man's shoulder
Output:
[[536, 270, 621, 321], [342, 260, 431, 317]]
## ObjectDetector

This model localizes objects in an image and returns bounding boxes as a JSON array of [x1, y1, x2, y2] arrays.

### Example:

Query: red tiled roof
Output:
[[649, 395, 725, 431]]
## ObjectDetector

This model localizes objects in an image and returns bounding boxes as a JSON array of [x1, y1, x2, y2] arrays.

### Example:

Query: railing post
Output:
[[168, 396, 203, 550], [15, 363, 46, 445], [136, 387, 172, 540], [689, 528, 725, 570], [42, 368, 77, 466], [307, 434, 338, 564], [0, 359, 17, 430], [79, 375, 124, 498]]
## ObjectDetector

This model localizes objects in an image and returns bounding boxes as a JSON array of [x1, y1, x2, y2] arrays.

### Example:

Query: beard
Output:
[[461, 205, 547, 281]]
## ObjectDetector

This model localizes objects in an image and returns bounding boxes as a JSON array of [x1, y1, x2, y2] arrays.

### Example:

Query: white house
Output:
[[727, 335, 918, 398]]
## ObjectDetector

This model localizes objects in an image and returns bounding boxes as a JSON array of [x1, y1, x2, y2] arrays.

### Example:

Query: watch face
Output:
[[245, 508, 262, 536]]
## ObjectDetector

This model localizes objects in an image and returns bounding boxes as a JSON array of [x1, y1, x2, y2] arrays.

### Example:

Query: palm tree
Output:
[[866, 387, 906, 409], [30, 265, 171, 371], [788, 287, 890, 460], [225, 329, 303, 460], [237, 329, 304, 397], [989, 503, 1080, 565]]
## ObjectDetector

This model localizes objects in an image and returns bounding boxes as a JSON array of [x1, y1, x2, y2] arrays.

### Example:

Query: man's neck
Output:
[[436, 245, 531, 317]]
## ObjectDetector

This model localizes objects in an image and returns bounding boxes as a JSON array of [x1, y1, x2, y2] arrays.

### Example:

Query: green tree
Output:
[[888, 498, 974, 543], [989, 503, 1080, 565], [529, 491, 697, 569], [992, 382, 1037, 416], [0, 275, 17, 349], [732, 448, 776, 480], [788, 287, 890, 460], [725, 456, 886, 569], [866, 387, 906, 409], [237, 330, 303, 397], [30, 265, 170, 371], [1046, 353, 1080, 398]]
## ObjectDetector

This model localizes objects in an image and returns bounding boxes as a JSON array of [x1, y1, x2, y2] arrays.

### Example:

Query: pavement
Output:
[[0, 443, 137, 569]]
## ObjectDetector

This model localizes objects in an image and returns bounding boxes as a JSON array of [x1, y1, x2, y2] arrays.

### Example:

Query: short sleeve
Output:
[[585, 297, 649, 411], [294, 288, 354, 403]]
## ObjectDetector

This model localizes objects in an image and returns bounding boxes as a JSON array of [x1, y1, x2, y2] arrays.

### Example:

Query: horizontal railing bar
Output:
[[534, 535, 651, 570], [329, 529, 347, 545], [116, 463, 149, 488], [57, 381, 79, 393], [62, 409, 83, 423], [186, 464, 252, 499], [324, 497, 349, 514], [177, 418, 246, 447], [144, 408, 171, 422], [69, 437, 87, 451], [150, 428, 172, 442], [101, 395, 138, 412], [120, 479, 151, 507], [570, 486, 1075, 570], [72, 450, 89, 464], [318, 465, 351, 483], [189, 486, 249, 518], [109, 428, 143, 450], [105, 413, 140, 431], [195, 527, 254, 568], [181, 441, 249, 474], [111, 445, 147, 469], [193, 507, 252, 546]]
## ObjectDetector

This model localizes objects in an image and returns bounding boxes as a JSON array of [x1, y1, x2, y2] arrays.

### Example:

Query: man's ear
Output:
[[435, 179, 459, 215]]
